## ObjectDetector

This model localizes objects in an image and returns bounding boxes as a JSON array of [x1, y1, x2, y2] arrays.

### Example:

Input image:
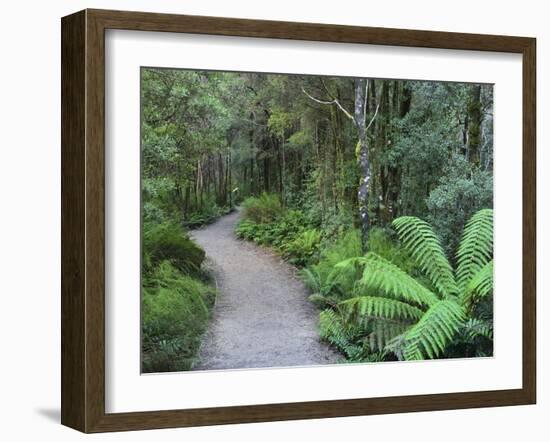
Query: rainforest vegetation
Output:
[[141, 67, 494, 371]]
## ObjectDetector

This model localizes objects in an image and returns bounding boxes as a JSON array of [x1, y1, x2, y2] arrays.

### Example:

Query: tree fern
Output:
[[341, 296, 424, 322], [319, 309, 349, 349], [301, 266, 343, 297], [368, 319, 410, 353], [463, 259, 493, 308], [456, 209, 493, 292], [461, 318, 493, 341], [356, 253, 439, 307], [319, 309, 368, 360], [327, 209, 494, 362], [403, 300, 465, 360], [392, 216, 458, 298]]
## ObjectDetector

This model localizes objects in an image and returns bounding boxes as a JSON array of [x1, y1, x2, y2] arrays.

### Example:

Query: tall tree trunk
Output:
[[277, 138, 283, 200], [467, 84, 482, 166], [228, 150, 233, 206], [281, 133, 286, 207], [399, 82, 412, 117], [263, 156, 270, 193], [355, 78, 370, 240], [249, 157, 255, 195], [218, 153, 225, 206]]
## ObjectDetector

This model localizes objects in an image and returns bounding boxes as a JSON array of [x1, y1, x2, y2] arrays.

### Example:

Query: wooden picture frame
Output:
[[61, 8, 536, 433]]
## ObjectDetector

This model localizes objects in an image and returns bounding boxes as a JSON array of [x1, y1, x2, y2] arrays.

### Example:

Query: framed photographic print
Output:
[[61, 9, 536, 433]]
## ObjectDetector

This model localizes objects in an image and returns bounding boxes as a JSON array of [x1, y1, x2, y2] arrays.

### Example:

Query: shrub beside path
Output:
[[190, 209, 339, 370]]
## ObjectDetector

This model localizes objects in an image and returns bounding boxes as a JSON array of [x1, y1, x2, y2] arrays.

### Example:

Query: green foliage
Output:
[[241, 193, 283, 223], [319, 309, 369, 362], [342, 296, 424, 322], [141, 261, 216, 373], [236, 208, 320, 265], [326, 209, 493, 362], [183, 201, 233, 229], [463, 260, 493, 307], [456, 208, 493, 292], [345, 253, 439, 307], [427, 155, 493, 255], [302, 229, 363, 298], [402, 300, 465, 360], [281, 229, 321, 266], [366, 227, 417, 274], [143, 221, 205, 275], [392, 216, 458, 298], [141, 219, 216, 373], [140, 67, 494, 369]]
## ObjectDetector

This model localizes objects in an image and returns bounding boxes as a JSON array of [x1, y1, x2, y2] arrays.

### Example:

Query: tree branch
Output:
[[301, 87, 355, 122], [366, 104, 380, 131]]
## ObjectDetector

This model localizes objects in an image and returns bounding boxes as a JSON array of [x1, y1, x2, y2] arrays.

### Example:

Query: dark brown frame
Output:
[[61, 8, 536, 433]]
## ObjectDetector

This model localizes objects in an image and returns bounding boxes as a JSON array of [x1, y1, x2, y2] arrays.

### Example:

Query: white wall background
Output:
[[0, 0, 546, 440]]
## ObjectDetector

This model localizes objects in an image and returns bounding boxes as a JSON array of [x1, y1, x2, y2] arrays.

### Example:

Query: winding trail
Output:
[[190, 210, 338, 370]]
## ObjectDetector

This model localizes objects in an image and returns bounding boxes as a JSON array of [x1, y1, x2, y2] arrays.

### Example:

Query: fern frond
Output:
[[358, 253, 439, 307], [363, 350, 390, 363], [403, 300, 465, 360], [456, 209, 493, 292], [393, 216, 458, 298], [334, 257, 368, 270], [309, 293, 338, 308], [301, 267, 322, 293], [319, 309, 366, 359], [461, 318, 493, 341], [462, 260, 493, 307], [369, 319, 410, 352], [341, 296, 424, 322], [385, 332, 408, 360], [319, 309, 351, 349]]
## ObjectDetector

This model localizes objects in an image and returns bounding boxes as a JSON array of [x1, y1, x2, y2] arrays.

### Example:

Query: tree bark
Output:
[[355, 78, 370, 240], [467, 84, 482, 166]]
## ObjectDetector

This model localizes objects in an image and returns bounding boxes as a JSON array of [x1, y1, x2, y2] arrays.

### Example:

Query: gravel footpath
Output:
[[190, 209, 339, 370]]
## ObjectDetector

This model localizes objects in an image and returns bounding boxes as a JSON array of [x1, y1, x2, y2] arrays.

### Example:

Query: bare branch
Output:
[[301, 87, 355, 122], [333, 99, 355, 122], [366, 104, 380, 131], [301, 86, 333, 105], [320, 78, 336, 100]]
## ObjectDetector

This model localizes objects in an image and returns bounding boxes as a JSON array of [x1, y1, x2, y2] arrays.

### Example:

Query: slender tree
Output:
[[302, 79, 379, 239]]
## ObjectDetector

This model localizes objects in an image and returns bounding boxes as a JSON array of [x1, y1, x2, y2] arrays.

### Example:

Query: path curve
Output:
[[190, 210, 339, 370]]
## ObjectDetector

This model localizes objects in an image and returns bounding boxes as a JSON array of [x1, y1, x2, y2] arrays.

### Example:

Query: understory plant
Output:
[[319, 209, 493, 361], [236, 197, 323, 266], [241, 192, 283, 223], [141, 220, 216, 373], [141, 261, 216, 373]]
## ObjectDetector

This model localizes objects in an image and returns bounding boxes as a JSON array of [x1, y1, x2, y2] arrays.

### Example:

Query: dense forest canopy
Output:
[[141, 67, 494, 370], [142, 68, 493, 252]]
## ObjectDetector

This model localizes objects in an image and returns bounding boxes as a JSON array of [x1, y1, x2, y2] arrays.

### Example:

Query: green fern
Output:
[[456, 209, 493, 292], [402, 300, 465, 360], [301, 266, 341, 296], [341, 296, 424, 322], [319, 309, 368, 360], [368, 319, 410, 352], [462, 318, 493, 341], [463, 259, 493, 307], [333, 209, 494, 362], [356, 253, 439, 308], [393, 216, 458, 298]]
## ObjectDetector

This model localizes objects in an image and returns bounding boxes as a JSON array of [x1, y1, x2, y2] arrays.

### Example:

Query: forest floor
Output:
[[190, 209, 339, 370]]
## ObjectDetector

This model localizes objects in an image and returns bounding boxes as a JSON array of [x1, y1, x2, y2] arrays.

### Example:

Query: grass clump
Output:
[[141, 261, 216, 373], [241, 193, 283, 223], [143, 221, 205, 275], [141, 220, 215, 373]]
